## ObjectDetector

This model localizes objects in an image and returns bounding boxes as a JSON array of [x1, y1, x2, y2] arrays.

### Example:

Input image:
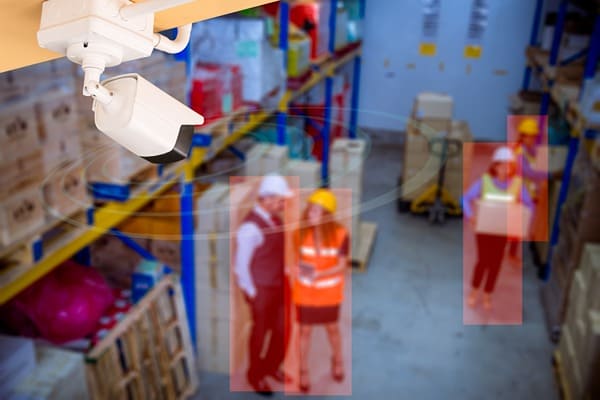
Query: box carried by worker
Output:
[[475, 201, 533, 240]]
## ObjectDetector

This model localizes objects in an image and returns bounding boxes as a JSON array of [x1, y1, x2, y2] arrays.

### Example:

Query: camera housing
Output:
[[94, 73, 204, 163]]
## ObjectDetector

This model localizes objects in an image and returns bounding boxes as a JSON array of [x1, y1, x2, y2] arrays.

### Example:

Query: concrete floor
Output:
[[193, 131, 559, 400]]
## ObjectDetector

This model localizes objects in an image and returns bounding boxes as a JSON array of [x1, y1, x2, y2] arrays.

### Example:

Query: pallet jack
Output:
[[399, 137, 463, 224]]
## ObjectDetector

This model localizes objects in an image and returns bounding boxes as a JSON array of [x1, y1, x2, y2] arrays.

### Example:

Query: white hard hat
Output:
[[258, 174, 293, 198], [492, 146, 516, 163]]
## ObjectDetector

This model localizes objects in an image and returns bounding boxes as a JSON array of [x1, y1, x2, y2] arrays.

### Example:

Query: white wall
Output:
[[358, 0, 539, 141]]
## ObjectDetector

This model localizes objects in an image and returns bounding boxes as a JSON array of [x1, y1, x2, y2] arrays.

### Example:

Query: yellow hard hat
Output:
[[307, 189, 337, 213], [518, 118, 539, 136]]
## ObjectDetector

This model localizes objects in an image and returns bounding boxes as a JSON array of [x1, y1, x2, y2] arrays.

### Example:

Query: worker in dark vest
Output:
[[235, 174, 293, 396]]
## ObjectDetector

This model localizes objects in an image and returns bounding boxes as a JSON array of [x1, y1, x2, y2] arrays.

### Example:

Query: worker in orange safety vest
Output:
[[292, 189, 349, 393]]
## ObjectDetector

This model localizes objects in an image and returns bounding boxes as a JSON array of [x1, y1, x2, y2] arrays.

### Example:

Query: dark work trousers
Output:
[[246, 280, 291, 383], [507, 238, 520, 258], [472, 234, 508, 293]]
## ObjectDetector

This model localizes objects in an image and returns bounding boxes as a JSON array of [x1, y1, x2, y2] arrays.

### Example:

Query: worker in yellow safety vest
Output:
[[509, 118, 562, 263], [292, 189, 349, 393], [463, 146, 534, 310]]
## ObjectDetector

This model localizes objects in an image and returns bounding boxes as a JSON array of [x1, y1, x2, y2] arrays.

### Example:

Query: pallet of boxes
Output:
[[398, 93, 473, 214], [329, 138, 377, 272], [194, 182, 233, 374], [555, 244, 600, 400], [541, 148, 600, 340], [0, 66, 88, 268]]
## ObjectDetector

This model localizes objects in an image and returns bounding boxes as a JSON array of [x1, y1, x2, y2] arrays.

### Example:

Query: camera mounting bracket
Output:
[[38, 0, 193, 99]]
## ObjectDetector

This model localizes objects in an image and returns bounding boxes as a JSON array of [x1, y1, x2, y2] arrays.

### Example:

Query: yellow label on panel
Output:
[[464, 45, 482, 59], [419, 43, 437, 56]]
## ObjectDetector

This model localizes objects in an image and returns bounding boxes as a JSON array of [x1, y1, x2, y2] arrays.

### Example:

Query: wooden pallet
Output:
[[553, 351, 573, 400], [86, 276, 198, 400], [351, 221, 377, 273]]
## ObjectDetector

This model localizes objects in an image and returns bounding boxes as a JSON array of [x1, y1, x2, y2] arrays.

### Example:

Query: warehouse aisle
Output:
[[194, 132, 558, 400]]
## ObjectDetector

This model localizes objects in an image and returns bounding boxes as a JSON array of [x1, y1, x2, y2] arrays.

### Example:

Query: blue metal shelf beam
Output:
[[522, 0, 545, 90]]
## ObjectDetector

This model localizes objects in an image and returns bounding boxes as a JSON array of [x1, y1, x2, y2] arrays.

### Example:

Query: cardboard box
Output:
[[150, 239, 181, 271], [475, 201, 533, 240], [193, 25, 285, 103], [330, 138, 366, 172], [414, 92, 453, 120], [42, 160, 88, 219], [35, 87, 80, 140], [244, 143, 270, 176], [197, 317, 230, 373], [287, 35, 311, 78], [285, 160, 321, 189], [0, 185, 45, 247], [581, 244, 600, 311], [244, 144, 288, 176], [195, 235, 230, 289], [262, 145, 288, 175], [0, 335, 36, 399], [196, 183, 230, 234], [9, 346, 89, 400], [0, 150, 44, 193], [90, 234, 149, 288], [558, 324, 583, 400], [0, 98, 40, 164]]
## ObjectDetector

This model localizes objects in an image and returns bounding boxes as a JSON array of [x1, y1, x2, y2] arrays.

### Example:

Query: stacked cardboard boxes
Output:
[[558, 244, 600, 399], [194, 183, 231, 374], [401, 94, 473, 205], [37, 85, 89, 218], [194, 180, 258, 374], [285, 159, 321, 189], [0, 80, 89, 245], [192, 17, 285, 104], [542, 148, 600, 335], [329, 138, 366, 257]]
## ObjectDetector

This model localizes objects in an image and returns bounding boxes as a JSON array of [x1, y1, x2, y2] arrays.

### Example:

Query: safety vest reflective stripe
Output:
[[298, 276, 342, 288], [481, 174, 521, 202], [483, 193, 515, 202], [300, 246, 316, 256], [300, 246, 339, 257]]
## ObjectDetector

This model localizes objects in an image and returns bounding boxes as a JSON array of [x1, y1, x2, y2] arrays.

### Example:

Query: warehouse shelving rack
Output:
[[0, 0, 365, 348], [277, 0, 365, 185], [520, 0, 600, 279]]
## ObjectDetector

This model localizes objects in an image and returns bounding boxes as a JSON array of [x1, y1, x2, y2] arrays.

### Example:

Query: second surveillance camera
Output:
[[93, 73, 204, 163]]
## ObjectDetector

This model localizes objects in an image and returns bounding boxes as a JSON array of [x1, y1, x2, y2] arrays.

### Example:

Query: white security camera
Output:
[[37, 0, 204, 163], [93, 74, 204, 163]]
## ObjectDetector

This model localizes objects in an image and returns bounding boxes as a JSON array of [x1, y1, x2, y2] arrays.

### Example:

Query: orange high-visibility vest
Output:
[[293, 226, 348, 307]]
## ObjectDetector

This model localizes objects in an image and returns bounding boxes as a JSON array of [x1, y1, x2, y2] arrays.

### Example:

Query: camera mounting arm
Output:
[[38, 0, 195, 100]]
